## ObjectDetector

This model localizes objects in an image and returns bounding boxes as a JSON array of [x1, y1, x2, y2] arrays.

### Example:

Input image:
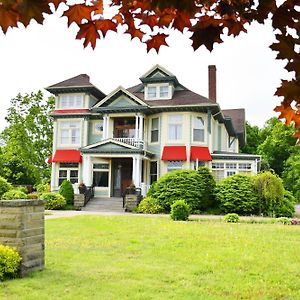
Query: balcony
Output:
[[113, 138, 145, 149]]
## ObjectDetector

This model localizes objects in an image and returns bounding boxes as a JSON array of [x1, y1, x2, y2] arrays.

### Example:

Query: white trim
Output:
[[141, 64, 174, 78], [81, 138, 138, 150]]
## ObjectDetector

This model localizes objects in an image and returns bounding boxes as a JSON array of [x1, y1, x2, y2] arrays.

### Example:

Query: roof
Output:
[[46, 74, 106, 100]]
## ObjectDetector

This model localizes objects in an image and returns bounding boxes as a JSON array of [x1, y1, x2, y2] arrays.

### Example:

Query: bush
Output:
[[216, 175, 259, 215], [0, 245, 21, 281], [40, 192, 66, 210], [136, 197, 164, 214], [273, 190, 295, 218], [224, 213, 240, 223], [147, 168, 216, 213], [170, 200, 190, 221], [253, 171, 285, 216], [196, 167, 216, 208], [35, 181, 50, 194], [2, 190, 28, 200], [276, 217, 291, 225], [27, 193, 38, 199], [0, 177, 12, 198], [59, 180, 74, 205]]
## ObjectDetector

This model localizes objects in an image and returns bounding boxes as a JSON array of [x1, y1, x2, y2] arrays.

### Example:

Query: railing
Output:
[[84, 186, 94, 205], [113, 138, 145, 149], [122, 187, 142, 208]]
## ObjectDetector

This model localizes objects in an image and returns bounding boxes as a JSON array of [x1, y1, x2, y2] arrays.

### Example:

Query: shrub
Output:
[[27, 193, 38, 200], [216, 175, 259, 215], [2, 190, 28, 200], [253, 171, 285, 216], [136, 197, 164, 214], [196, 167, 216, 208], [273, 190, 295, 218], [147, 168, 216, 213], [0, 245, 21, 281], [0, 177, 12, 198], [40, 192, 66, 210], [14, 186, 28, 194], [59, 180, 74, 205], [36, 181, 50, 194], [276, 217, 291, 225], [170, 200, 190, 221], [224, 213, 240, 223]]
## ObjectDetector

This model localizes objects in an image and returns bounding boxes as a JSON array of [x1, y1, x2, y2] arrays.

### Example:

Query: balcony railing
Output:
[[113, 137, 145, 149]]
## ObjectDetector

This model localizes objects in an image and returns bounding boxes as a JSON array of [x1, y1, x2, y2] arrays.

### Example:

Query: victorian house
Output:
[[47, 65, 260, 197]]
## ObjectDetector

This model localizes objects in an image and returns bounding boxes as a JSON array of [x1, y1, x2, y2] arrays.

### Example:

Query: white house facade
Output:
[[47, 65, 261, 197]]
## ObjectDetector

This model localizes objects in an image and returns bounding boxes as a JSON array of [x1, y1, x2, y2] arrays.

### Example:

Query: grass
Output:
[[1, 216, 300, 299]]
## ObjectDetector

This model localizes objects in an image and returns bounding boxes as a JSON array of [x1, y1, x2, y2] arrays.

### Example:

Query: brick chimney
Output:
[[208, 65, 217, 102]]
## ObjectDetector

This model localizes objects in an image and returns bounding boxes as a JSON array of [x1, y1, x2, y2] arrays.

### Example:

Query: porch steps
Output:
[[82, 197, 124, 212]]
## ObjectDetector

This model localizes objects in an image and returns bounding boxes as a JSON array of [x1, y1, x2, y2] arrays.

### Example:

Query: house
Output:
[[46, 65, 261, 197]]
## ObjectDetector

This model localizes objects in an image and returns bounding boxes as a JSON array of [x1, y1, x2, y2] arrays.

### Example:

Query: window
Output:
[[147, 86, 157, 99], [93, 163, 109, 187], [146, 85, 169, 99], [239, 163, 252, 170], [150, 161, 158, 184], [60, 94, 83, 108], [168, 115, 182, 140], [167, 161, 183, 172], [151, 118, 159, 143], [159, 86, 169, 98], [58, 163, 79, 186], [226, 171, 236, 177], [226, 163, 237, 169], [193, 117, 205, 142], [212, 163, 224, 169], [60, 121, 80, 145], [191, 160, 205, 170], [93, 120, 103, 135]]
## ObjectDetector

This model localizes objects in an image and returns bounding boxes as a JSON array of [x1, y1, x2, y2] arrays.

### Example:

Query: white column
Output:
[[136, 157, 141, 188], [82, 155, 93, 187], [52, 121, 58, 153], [83, 118, 89, 146], [135, 115, 139, 141], [138, 115, 144, 140], [50, 163, 57, 191], [132, 157, 136, 185], [102, 116, 107, 139], [106, 115, 110, 139]]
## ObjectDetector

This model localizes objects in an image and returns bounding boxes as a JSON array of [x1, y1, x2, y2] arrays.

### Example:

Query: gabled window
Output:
[[147, 87, 157, 99], [151, 118, 159, 143], [159, 86, 169, 98], [168, 115, 182, 140], [59, 121, 81, 145], [193, 117, 205, 142], [146, 85, 170, 100], [60, 94, 84, 108]]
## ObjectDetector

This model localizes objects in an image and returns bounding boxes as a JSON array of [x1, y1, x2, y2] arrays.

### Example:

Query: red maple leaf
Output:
[[76, 21, 100, 49], [95, 19, 117, 37], [0, 7, 19, 33], [146, 34, 168, 53], [173, 11, 192, 32], [63, 4, 94, 27], [274, 102, 296, 125]]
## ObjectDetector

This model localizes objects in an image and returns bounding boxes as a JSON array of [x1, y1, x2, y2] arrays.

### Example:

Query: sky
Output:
[[0, 8, 289, 132]]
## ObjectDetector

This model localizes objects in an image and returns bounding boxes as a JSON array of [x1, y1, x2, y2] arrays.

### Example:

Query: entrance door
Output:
[[112, 159, 132, 197]]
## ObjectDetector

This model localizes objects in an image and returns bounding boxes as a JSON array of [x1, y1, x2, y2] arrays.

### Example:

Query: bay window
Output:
[[168, 115, 182, 140], [58, 163, 79, 185]]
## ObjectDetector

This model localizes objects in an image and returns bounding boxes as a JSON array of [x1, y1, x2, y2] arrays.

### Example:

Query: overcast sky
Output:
[[0, 10, 288, 131]]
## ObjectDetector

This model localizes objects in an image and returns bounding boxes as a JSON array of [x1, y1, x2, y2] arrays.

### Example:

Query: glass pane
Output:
[[70, 170, 78, 177], [175, 124, 182, 139], [70, 178, 78, 184], [169, 115, 182, 123], [151, 130, 158, 142], [193, 129, 204, 142], [152, 118, 159, 130], [159, 86, 168, 97], [93, 164, 109, 170], [150, 161, 157, 174], [60, 163, 78, 168], [147, 87, 156, 98], [194, 117, 204, 129], [59, 170, 67, 177], [168, 125, 176, 140], [93, 171, 109, 187], [58, 178, 65, 186]]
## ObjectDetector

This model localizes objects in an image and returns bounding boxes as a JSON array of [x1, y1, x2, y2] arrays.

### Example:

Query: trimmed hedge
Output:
[[0, 177, 12, 198], [0, 245, 21, 281], [224, 213, 240, 223], [2, 190, 28, 200], [59, 180, 74, 205], [40, 192, 66, 210], [136, 197, 164, 214], [147, 167, 216, 213], [170, 200, 190, 221]]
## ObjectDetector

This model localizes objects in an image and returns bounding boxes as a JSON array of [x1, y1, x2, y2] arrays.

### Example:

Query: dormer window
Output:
[[59, 94, 84, 109], [145, 84, 170, 100]]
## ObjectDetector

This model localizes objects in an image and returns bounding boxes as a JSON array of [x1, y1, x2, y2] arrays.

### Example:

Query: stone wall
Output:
[[74, 194, 85, 210], [0, 199, 45, 276], [124, 194, 139, 212]]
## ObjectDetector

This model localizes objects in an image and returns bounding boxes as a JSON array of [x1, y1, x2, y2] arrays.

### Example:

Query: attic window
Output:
[[60, 94, 84, 108], [146, 84, 170, 100]]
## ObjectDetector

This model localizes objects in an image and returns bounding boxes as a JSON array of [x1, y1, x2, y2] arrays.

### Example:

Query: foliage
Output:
[[196, 167, 216, 208], [147, 169, 216, 212], [240, 122, 261, 154], [0, 245, 21, 281], [0, 92, 54, 184], [216, 174, 258, 215], [0, 176, 12, 198], [27, 193, 39, 200], [136, 197, 164, 214], [170, 200, 190, 221], [273, 191, 295, 218], [276, 217, 291, 225], [257, 118, 297, 175], [36, 181, 51, 195], [59, 180, 74, 205], [224, 213, 240, 223], [2, 190, 28, 200], [253, 171, 285, 216], [0, 1, 299, 138], [282, 149, 300, 202], [14, 186, 28, 194], [40, 192, 66, 210]]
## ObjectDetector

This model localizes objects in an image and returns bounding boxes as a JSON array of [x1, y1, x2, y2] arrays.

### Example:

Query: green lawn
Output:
[[1, 216, 300, 299]]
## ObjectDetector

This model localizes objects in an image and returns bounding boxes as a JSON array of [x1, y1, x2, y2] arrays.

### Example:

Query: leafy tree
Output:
[[240, 121, 262, 154], [0, 92, 54, 184], [0, 1, 299, 138], [257, 118, 297, 175], [282, 149, 300, 202]]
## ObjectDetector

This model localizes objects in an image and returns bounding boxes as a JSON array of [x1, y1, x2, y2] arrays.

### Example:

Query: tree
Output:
[[0, 1, 299, 140], [257, 118, 297, 175], [240, 121, 261, 154], [0, 92, 54, 185]]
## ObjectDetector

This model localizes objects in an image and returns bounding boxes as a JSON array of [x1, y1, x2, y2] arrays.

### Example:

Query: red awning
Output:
[[190, 146, 212, 161], [47, 155, 53, 164], [49, 150, 82, 163], [161, 146, 187, 161]]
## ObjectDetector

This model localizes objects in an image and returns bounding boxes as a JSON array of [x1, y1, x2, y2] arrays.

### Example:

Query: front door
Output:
[[112, 159, 132, 197]]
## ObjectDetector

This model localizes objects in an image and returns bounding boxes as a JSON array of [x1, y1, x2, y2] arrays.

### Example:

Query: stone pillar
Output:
[[0, 200, 45, 277]]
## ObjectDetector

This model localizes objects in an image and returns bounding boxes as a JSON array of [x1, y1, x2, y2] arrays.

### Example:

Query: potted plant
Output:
[[79, 182, 87, 194]]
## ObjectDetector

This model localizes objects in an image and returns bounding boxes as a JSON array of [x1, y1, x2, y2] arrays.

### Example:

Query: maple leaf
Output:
[[48, 0, 67, 10], [274, 102, 296, 125], [126, 26, 144, 41], [113, 13, 123, 24], [158, 13, 176, 27], [173, 11, 192, 32], [275, 80, 300, 103], [63, 4, 94, 27], [142, 15, 158, 29], [225, 18, 247, 37], [76, 21, 100, 49], [95, 19, 117, 37], [146, 34, 168, 53], [0, 7, 19, 33], [270, 34, 297, 60], [92, 0, 103, 15]]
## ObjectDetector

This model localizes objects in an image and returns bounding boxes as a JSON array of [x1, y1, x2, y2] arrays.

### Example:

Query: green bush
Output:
[[273, 190, 295, 218], [170, 200, 190, 221], [59, 180, 74, 205], [276, 217, 291, 225], [216, 174, 259, 215], [40, 192, 66, 210], [136, 197, 164, 214], [27, 193, 39, 200], [224, 213, 240, 223], [2, 190, 28, 200], [36, 181, 50, 195], [253, 171, 285, 216], [0, 245, 21, 281], [147, 168, 216, 213], [196, 167, 216, 208], [0, 177, 12, 198], [14, 186, 28, 194]]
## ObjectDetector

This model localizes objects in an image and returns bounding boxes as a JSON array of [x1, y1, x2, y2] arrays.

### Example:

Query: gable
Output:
[[149, 70, 168, 78], [107, 95, 139, 107]]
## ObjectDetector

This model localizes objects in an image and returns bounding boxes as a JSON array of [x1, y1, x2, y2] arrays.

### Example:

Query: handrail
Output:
[[84, 186, 94, 205]]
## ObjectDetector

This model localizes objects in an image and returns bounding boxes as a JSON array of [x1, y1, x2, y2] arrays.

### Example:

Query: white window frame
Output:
[[58, 120, 81, 147], [58, 163, 79, 186], [145, 84, 170, 100], [59, 93, 84, 109], [193, 116, 205, 142], [92, 120, 104, 135], [167, 161, 183, 173], [168, 114, 183, 141], [150, 117, 159, 143], [93, 163, 109, 188]]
